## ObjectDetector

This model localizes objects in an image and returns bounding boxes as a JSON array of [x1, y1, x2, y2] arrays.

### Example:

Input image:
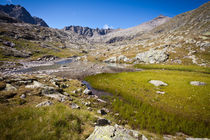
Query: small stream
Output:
[[82, 81, 113, 97], [12, 59, 139, 98]]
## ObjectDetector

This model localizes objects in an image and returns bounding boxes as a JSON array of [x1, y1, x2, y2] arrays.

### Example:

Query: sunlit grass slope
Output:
[[0, 104, 95, 140]]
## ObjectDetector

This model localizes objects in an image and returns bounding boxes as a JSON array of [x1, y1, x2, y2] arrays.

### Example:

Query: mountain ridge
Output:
[[0, 4, 48, 27]]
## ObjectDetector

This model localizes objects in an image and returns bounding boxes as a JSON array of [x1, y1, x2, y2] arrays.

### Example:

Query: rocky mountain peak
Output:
[[0, 4, 48, 27], [64, 25, 114, 37]]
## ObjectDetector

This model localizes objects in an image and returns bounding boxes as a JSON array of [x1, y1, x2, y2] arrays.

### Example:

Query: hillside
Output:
[[90, 2, 210, 66], [91, 15, 170, 43]]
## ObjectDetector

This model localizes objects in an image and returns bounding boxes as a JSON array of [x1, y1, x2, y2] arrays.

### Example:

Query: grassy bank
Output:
[[0, 104, 95, 140], [85, 70, 210, 137], [134, 64, 210, 73]]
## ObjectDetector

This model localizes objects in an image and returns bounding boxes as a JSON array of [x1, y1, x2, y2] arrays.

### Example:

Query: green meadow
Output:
[[85, 69, 210, 137]]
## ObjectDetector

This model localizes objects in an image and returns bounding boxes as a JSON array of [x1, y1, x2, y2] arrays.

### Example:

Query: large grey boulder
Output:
[[190, 81, 206, 86], [149, 80, 168, 86], [135, 49, 168, 64], [87, 124, 146, 140]]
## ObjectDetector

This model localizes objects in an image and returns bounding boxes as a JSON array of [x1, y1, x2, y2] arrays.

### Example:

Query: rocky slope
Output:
[[92, 2, 210, 66], [91, 15, 170, 43], [0, 4, 48, 27]]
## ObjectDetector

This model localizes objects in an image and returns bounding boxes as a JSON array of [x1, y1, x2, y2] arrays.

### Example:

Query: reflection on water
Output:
[[14, 59, 73, 73], [82, 81, 113, 97], [55, 59, 73, 65]]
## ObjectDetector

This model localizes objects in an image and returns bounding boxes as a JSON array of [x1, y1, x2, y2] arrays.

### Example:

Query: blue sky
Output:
[[0, 0, 209, 29]]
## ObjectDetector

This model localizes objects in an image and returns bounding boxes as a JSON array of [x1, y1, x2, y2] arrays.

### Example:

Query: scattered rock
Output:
[[41, 86, 57, 94], [117, 55, 130, 62], [25, 81, 44, 88], [71, 103, 80, 109], [76, 88, 82, 93], [97, 109, 107, 115], [83, 88, 92, 95], [63, 92, 70, 97], [20, 94, 26, 99], [5, 84, 17, 91], [96, 118, 110, 126], [142, 134, 148, 140], [190, 81, 206, 86], [36, 100, 53, 107], [0, 46, 31, 58], [15, 80, 33, 86], [156, 91, 165, 94], [186, 138, 210, 140], [87, 107, 92, 111], [97, 98, 107, 103], [104, 56, 117, 63], [3, 41, 15, 47], [84, 101, 91, 106], [0, 82, 6, 90], [44, 93, 67, 102], [0, 92, 17, 99], [149, 80, 168, 86], [37, 55, 58, 61], [58, 46, 66, 49]]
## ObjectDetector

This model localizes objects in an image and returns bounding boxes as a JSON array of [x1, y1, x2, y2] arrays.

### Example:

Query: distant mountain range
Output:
[[63, 25, 113, 37]]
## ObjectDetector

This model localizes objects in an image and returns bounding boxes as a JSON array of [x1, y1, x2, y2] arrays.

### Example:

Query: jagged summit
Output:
[[63, 25, 114, 37], [0, 4, 48, 27]]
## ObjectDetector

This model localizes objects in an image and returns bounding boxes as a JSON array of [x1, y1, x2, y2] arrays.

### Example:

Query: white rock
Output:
[[25, 81, 44, 88], [5, 84, 17, 91], [36, 100, 53, 107], [190, 81, 206, 86], [104, 56, 117, 63], [97, 98, 107, 103], [186, 138, 210, 140], [71, 103, 80, 109], [83, 88, 92, 95], [43, 93, 67, 102], [118, 55, 130, 62], [142, 135, 148, 140], [149, 80, 168, 86], [156, 91, 165, 94], [20, 94, 26, 99]]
